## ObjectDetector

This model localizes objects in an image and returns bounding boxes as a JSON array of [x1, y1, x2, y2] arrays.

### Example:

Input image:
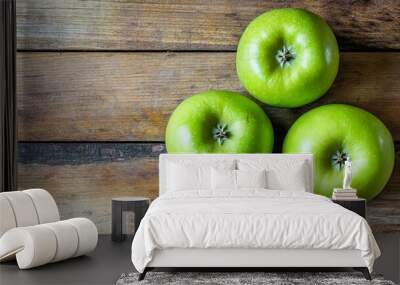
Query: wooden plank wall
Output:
[[16, 0, 400, 233]]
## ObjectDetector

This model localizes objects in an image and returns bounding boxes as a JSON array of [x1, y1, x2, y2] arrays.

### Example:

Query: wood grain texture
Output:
[[17, 52, 400, 142], [18, 143, 165, 234], [17, 142, 400, 234], [16, 0, 400, 50], [368, 143, 400, 232]]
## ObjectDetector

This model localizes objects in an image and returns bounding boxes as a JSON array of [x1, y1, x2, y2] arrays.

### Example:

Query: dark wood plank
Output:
[[368, 143, 400, 233], [18, 143, 164, 234], [17, 52, 400, 142], [16, 0, 400, 50], [17, 142, 400, 234]]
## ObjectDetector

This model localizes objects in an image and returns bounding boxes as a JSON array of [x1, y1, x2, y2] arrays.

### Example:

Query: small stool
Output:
[[111, 197, 150, 242]]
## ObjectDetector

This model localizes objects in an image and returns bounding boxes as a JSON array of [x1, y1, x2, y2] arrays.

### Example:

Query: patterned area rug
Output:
[[116, 272, 396, 285]]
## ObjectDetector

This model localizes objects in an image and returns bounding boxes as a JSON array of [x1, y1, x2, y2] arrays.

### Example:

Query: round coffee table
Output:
[[111, 197, 150, 242]]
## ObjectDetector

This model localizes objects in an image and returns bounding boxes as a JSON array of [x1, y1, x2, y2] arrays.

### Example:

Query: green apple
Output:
[[166, 91, 274, 153], [283, 104, 395, 200], [236, 8, 339, 108]]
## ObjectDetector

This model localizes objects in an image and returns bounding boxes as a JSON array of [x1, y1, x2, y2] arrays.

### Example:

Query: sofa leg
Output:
[[354, 267, 371, 280], [138, 268, 148, 281]]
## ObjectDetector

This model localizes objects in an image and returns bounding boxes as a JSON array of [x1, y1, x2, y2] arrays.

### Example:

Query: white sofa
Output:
[[0, 189, 98, 269]]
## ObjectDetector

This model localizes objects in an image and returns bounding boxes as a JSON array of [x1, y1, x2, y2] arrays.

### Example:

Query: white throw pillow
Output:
[[211, 169, 268, 191], [267, 164, 307, 191], [236, 169, 267, 189], [211, 168, 236, 190], [167, 162, 210, 191], [238, 159, 308, 192], [167, 159, 236, 192]]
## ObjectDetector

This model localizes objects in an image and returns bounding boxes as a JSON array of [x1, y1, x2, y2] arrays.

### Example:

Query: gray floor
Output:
[[374, 232, 400, 284], [0, 235, 134, 285], [1, 233, 399, 285]]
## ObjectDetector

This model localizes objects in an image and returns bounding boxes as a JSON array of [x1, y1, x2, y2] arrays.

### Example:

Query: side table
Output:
[[112, 197, 150, 242], [332, 198, 366, 218]]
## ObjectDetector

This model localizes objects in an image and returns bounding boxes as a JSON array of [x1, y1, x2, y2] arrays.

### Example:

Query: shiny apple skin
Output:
[[166, 90, 274, 153], [236, 8, 339, 108], [283, 104, 395, 200]]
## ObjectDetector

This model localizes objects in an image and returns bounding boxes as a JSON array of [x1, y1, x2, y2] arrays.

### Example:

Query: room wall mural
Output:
[[15, 1, 399, 234]]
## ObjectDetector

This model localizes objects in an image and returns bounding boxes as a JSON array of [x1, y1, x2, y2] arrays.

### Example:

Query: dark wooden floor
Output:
[[1, 233, 399, 285]]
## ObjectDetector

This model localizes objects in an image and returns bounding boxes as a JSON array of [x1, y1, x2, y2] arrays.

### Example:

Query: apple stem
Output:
[[332, 150, 349, 170], [212, 123, 230, 145], [276, 46, 295, 67]]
